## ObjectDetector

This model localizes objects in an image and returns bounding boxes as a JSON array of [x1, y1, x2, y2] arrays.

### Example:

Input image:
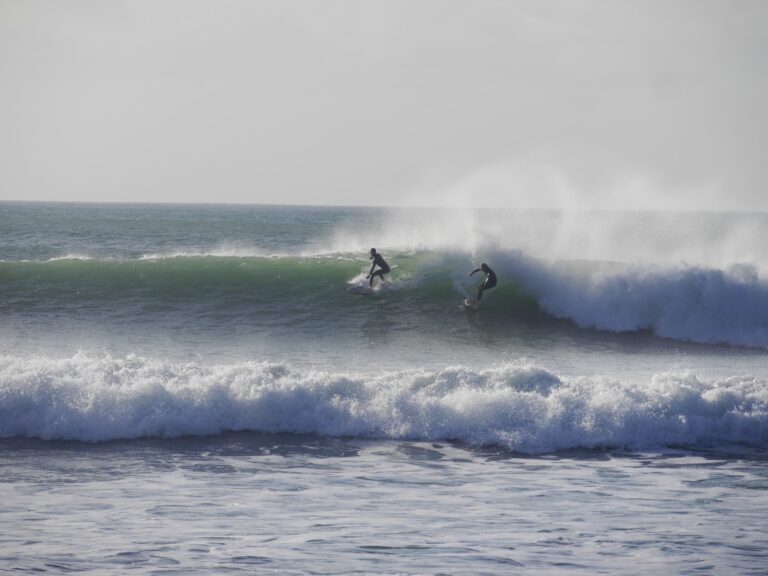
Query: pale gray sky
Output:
[[1, 0, 766, 209]]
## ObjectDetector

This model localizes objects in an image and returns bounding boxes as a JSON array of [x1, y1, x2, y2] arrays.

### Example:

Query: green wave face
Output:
[[0, 254, 540, 324], [8, 248, 764, 350]]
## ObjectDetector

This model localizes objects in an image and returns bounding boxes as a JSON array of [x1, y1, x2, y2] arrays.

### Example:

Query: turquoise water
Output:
[[1, 201, 767, 574]]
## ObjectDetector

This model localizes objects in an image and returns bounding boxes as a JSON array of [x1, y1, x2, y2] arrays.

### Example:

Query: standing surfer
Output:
[[469, 262, 497, 301], [367, 248, 390, 287]]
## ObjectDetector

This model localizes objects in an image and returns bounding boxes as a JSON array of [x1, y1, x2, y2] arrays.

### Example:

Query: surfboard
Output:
[[347, 285, 374, 295], [463, 298, 480, 309]]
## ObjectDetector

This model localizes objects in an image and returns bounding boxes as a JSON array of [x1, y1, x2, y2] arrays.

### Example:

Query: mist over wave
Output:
[[324, 207, 768, 270], [6, 202, 766, 269], [1, 354, 766, 452]]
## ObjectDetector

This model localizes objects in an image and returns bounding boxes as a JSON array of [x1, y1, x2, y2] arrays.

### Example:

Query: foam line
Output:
[[1, 354, 765, 451]]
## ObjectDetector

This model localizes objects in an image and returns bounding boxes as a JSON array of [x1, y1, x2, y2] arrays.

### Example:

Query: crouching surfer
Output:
[[367, 248, 390, 287], [469, 262, 497, 301]]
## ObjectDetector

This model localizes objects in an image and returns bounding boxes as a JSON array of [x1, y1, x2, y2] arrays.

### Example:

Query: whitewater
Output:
[[1, 202, 767, 574]]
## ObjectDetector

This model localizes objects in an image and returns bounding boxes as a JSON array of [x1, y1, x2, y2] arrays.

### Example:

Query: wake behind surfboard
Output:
[[463, 297, 480, 310], [347, 285, 374, 295]]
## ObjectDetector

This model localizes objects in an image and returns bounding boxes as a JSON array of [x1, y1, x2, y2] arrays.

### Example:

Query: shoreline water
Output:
[[2, 433, 767, 575]]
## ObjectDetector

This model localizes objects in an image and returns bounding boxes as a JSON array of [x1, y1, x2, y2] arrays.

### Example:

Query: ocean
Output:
[[1, 201, 767, 574]]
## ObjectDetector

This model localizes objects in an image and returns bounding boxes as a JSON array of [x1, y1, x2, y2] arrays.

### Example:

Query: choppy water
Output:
[[1, 435, 767, 575], [1, 202, 767, 574]]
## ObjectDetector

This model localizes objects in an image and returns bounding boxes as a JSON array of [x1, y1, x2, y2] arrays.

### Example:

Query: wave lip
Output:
[[1, 354, 766, 453], [524, 261, 768, 349]]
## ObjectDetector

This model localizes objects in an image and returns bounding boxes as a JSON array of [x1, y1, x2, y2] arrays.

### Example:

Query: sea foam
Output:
[[492, 251, 768, 348], [1, 354, 765, 452]]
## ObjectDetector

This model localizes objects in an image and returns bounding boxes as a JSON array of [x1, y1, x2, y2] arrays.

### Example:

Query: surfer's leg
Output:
[[372, 266, 389, 286], [477, 278, 495, 300]]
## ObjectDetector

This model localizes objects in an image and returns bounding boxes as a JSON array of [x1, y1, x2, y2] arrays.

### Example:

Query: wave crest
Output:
[[498, 252, 768, 348]]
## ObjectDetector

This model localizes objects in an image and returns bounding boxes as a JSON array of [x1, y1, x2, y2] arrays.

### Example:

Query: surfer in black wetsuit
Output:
[[367, 248, 390, 287], [469, 262, 497, 301]]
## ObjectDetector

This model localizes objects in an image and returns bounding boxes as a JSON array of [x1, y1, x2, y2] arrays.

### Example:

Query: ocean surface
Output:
[[1, 201, 767, 574]]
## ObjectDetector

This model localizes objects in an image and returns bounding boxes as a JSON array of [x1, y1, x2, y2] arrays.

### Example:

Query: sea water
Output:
[[1, 202, 767, 574]]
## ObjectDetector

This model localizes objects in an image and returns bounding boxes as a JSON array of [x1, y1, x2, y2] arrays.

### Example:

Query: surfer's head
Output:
[[481, 263, 489, 272], [370, 248, 377, 258]]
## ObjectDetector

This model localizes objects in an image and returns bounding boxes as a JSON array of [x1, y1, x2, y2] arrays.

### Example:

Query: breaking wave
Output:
[[2, 249, 768, 349], [1, 354, 766, 452]]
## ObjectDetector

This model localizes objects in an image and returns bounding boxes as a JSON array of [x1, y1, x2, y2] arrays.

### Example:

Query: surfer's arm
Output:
[[367, 262, 376, 278], [469, 268, 481, 277]]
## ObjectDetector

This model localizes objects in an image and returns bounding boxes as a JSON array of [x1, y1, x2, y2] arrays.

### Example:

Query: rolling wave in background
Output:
[[1, 353, 766, 451], [2, 248, 767, 348]]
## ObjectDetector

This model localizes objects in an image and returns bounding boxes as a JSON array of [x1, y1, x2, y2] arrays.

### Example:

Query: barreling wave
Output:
[[1, 353, 766, 452], [492, 251, 768, 349], [2, 249, 767, 349]]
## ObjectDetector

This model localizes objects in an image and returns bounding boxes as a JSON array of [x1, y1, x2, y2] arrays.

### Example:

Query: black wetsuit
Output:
[[476, 267, 497, 300], [369, 253, 390, 285]]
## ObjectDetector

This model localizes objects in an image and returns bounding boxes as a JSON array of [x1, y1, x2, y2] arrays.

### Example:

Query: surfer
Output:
[[469, 262, 497, 301], [367, 248, 390, 287]]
